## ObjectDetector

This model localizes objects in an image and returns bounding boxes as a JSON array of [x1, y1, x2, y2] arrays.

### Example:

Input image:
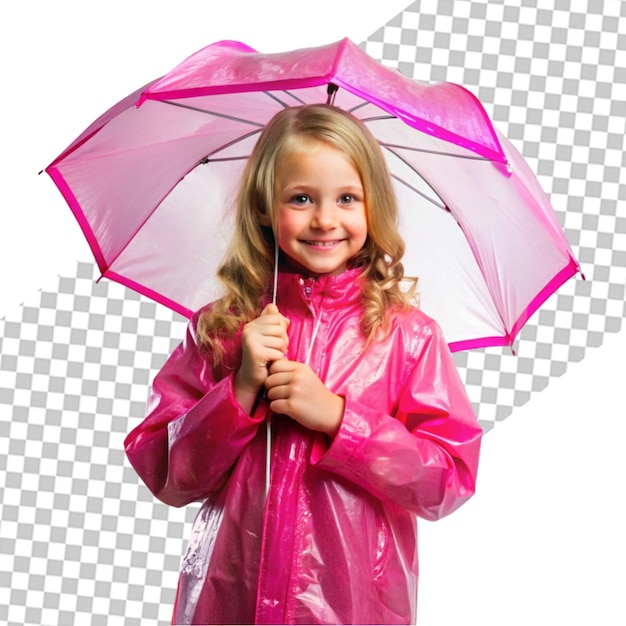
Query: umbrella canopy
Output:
[[45, 38, 580, 351]]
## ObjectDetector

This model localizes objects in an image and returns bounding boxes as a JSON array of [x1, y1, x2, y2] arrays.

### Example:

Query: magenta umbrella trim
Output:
[[136, 38, 507, 164], [47, 168, 108, 271], [102, 270, 194, 319], [100, 259, 581, 354], [507, 257, 581, 342], [448, 258, 581, 353], [138, 77, 505, 164]]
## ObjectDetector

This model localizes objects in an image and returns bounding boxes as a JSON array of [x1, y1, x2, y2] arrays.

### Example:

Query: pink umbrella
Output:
[[45, 38, 580, 351]]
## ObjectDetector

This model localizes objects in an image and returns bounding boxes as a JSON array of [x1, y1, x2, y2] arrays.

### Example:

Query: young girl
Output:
[[125, 104, 482, 625]]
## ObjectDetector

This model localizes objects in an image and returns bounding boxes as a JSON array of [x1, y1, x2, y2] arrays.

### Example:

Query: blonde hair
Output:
[[198, 104, 417, 359]]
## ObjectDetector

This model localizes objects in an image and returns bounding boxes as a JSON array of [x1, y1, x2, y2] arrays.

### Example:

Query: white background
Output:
[[2, 2, 624, 624]]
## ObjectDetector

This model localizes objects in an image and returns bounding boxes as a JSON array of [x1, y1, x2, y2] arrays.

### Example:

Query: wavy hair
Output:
[[197, 104, 417, 359]]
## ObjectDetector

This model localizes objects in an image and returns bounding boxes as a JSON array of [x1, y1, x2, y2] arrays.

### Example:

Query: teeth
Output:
[[306, 240, 338, 246]]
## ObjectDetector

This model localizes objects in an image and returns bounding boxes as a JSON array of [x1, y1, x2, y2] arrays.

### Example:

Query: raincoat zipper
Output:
[[300, 277, 323, 366], [256, 275, 325, 623]]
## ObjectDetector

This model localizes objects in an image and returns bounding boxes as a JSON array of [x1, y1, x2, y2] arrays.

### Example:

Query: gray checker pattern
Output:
[[2, 1, 625, 624], [364, 0, 625, 425], [1, 265, 194, 625]]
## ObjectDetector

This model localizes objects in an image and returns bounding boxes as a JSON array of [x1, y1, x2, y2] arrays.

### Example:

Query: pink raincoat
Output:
[[125, 268, 482, 624]]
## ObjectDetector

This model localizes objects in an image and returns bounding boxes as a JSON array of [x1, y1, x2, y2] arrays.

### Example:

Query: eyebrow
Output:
[[281, 184, 364, 193]]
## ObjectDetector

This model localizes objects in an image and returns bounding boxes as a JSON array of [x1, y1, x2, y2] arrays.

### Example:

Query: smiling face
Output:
[[275, 141, 368, 277]]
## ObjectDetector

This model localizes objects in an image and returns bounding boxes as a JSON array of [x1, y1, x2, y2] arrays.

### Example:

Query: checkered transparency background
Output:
[[1, 1, 624, 624]]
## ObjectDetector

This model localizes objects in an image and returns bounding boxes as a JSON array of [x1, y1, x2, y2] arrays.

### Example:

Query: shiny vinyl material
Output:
[[125, 269, 482, 624]]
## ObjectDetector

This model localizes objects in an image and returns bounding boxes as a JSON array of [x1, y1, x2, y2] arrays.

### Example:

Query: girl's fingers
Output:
[[244, 315, 289, 340], [265, 385, 288, 402], [264, 370, 291, 392], [237, 308, 291, 391], [264, 361, 293, 396], [261, 359, 343, 436], [261, 303, 280, 315], [261, 303, 289, 322], [242, 323, 289, 353], [260, 304, 290, 331], [267, 359, 295, 375], [256, 335, 288, 353]]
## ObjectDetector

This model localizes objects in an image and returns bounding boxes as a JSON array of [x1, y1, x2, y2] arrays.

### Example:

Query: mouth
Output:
[[301, 239, 344, 248]]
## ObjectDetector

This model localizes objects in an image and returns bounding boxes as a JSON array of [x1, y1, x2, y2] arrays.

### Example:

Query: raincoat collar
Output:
[[273, 267, 365, 310]]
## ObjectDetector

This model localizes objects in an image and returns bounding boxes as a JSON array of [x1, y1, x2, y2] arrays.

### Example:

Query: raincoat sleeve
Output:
[[124, 314, 264, 507], [311, 317, 481, 521]]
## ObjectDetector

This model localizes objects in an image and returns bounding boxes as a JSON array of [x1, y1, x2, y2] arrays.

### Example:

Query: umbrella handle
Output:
[[265, 238, 279, 497], [265, 416, 271, 497], [271, 238, 279, 306]]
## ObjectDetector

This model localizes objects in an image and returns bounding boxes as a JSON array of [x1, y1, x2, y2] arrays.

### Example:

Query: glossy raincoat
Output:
[[125, 268, 482, 625]]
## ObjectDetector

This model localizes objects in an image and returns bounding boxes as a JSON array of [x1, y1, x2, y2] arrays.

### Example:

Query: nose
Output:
[[311, 200, 338, 230]]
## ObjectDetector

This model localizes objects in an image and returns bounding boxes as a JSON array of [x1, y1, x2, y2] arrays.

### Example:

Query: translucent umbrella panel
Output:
[[46, 39, 579, 351]]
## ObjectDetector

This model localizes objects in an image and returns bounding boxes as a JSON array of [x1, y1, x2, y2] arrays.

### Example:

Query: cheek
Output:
[[349, 209, 369, 244], [276, 210, 303, 241]]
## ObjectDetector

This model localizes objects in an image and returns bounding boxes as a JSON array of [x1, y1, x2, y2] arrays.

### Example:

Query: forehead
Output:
[[277, 138, 359, 177], [277, 147, 363, 194]]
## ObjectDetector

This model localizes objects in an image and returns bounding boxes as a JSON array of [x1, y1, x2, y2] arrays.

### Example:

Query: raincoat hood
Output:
[[125, 268, 482, 624]]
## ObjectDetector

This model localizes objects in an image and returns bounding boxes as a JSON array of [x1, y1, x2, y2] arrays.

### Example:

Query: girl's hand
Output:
[[265, 359, 344, 437], [234, 304, 290, 414]]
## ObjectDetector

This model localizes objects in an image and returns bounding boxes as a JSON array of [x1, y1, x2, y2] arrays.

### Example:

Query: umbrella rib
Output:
[[107, 130, 262, 272], [390, 173, 447, 211], [382, 145, 447, 211], [203, 155, 248, 163], [359, 111, 495, 161], [360, 114, 397, 122], [161, 90, 306, 122], [195, 87, 325, 161], [160, 100, 265, 127], [104, 129, 262, 273], [264, 90, 306, 108], [201, 128, 263, 161], [281, 90, 307, 105], [347, 101, 370, 114], [381, 142, 492, 161], [107, 124, 264, 274]]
